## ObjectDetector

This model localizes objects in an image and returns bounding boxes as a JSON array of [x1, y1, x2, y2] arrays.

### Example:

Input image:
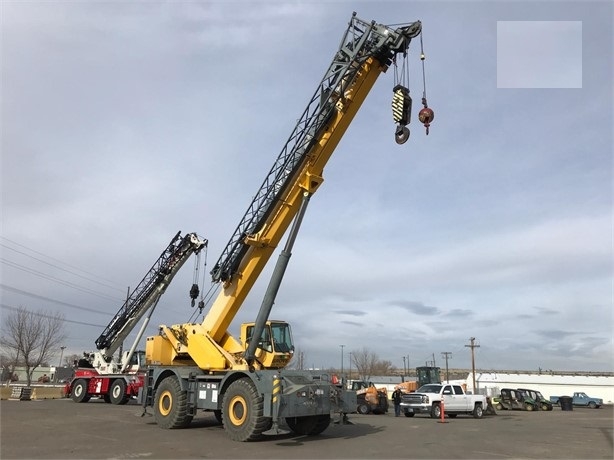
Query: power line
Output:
[[0, 243, 125, 293], [0, 237, 124, 290], [1, 258, 122, 302], [0, 283, 111, 316]]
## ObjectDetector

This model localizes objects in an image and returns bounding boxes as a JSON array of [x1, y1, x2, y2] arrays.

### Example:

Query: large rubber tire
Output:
[[213, 410, 223, 425], [473, 404, 484, 419], [110, 379, 129, 405], [286, 414, 330, 436], [222, 378, 268, 442], [524, 403, 534, 411], [430, 404, 441, 419], [71, 379, 91, 403], [154, 376, 193, 429], [357, 403, 370, 415]]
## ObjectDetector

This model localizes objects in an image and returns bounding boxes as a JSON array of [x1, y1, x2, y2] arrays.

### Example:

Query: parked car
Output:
[[517, 388, 553, 411], [550, 392, 602, 409]]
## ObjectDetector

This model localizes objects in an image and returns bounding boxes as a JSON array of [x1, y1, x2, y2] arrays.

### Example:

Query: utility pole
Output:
[[402, 356, 406, 378], [465, 337, 480, 394], [340, 344, 345, 375], [441, 352, 452, 383], [349, 352, 353, 380]]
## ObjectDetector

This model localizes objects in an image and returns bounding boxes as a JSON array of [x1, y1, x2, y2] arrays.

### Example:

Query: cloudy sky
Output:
[[1, 0, 612, 373]]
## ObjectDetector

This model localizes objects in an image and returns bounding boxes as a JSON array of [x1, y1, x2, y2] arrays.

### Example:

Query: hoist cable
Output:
[[420, 31, 428, 102]]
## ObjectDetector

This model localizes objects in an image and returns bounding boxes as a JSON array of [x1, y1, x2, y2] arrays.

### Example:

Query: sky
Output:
[[1, 0, 612, 374]]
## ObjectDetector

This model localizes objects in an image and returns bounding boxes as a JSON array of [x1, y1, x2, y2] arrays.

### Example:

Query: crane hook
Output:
[[419, 97, 435, 135], [395, 125, 410, 144]]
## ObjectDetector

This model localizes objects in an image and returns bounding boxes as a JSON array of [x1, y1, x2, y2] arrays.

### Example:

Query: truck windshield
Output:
[[417, 384, 442, 393]]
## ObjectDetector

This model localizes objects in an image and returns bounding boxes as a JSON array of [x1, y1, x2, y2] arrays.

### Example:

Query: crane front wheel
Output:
[[154, 376, 193, 429], [222, 378, 268, 442]]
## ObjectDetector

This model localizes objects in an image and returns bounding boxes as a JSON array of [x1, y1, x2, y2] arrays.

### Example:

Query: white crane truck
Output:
[[65, 232, 206, 404]]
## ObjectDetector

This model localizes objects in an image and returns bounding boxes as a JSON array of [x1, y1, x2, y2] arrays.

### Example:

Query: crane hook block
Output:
[[392, 85, 412, 126], [189, 283, 200, 308], [395, 125, 410, 145], [418, 107, 435, 135]]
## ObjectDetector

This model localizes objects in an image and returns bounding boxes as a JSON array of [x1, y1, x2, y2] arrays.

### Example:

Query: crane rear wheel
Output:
[[110, 379, 129, 405]]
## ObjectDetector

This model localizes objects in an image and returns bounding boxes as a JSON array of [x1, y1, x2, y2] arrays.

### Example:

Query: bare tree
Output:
[[372, 359, 395, 376], [352, 347, 380, 381], [349, 349, 398, 381], [0, 307, 65, 386]]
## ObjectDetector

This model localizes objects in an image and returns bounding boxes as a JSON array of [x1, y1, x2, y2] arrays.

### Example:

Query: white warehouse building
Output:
[[467, 372, 614, 404]]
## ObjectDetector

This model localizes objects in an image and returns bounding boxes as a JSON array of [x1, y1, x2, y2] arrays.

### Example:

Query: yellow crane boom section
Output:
[[152, 56, 386, 371]]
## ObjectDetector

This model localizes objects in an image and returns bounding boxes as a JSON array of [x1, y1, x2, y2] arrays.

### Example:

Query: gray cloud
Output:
[[393, 300, 440, 316], [335, 310, 368, 317]]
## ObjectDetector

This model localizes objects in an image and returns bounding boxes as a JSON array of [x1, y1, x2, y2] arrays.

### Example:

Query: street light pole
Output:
[[58, 346, 66, 367], [349, 352, 353, 380], [340, 345, 345, 375]]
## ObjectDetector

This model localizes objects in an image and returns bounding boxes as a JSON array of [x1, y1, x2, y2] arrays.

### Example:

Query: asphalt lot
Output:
[[1, 398, 612, 459]]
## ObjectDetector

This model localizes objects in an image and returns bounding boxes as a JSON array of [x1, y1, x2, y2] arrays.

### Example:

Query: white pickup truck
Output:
[[400, 383, 487, 419]]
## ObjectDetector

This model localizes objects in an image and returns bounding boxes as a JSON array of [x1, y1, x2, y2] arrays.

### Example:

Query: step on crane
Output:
[[140, 12, 432, 441], [65, 231, 206, 404]]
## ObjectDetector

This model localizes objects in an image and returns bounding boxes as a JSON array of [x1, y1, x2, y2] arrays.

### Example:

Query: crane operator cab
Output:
[[122, 350, 147, 373], [241, 320, 294, 369]]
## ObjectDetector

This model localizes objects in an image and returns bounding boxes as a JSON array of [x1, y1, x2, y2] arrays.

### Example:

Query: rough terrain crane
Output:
[[65, 231, 206, 404], [140, 12, 429, 441]]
